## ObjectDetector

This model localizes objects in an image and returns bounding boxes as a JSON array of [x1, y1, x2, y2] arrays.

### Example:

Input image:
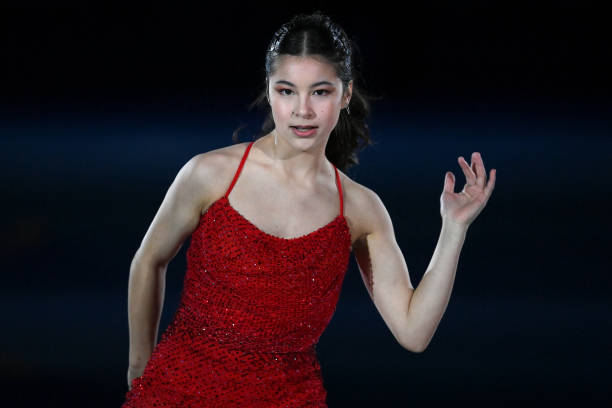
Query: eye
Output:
[[276, 88, 331, 96]]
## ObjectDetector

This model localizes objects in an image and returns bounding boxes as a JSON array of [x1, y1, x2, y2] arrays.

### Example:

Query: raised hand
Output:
[[441, 152, 496, 228]]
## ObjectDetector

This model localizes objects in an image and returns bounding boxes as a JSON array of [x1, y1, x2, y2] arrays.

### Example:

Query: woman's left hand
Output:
[[441, 152, 496, 228]]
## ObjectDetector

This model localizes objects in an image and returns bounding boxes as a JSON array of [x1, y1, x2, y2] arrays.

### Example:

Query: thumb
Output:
[[443, 171, 455, 193]]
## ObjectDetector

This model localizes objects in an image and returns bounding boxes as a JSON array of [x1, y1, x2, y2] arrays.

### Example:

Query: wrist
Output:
[[441, 216, 469, 235]]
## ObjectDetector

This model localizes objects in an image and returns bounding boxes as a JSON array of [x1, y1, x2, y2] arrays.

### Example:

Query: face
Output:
[[267, 55, 352, 149]]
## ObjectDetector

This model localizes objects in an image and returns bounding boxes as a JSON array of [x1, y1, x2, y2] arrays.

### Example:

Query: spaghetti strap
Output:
[[224, 140, 255, 198], [333, 164, 344, 217], [224, 139, 343, 217]]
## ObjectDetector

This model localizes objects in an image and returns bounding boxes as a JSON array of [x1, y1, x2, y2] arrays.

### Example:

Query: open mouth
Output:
[[291, 126, 318, 137]]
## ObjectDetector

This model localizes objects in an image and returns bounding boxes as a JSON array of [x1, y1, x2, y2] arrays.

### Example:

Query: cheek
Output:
[[319, 105, 341, 122], [271, 102, 292, 118]]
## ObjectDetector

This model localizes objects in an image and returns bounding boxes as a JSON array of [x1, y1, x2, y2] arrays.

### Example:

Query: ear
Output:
[[344, 80, 353, 108]]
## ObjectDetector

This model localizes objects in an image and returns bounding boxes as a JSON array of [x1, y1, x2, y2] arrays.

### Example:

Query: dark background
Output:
[[1, 3, 610, 407]]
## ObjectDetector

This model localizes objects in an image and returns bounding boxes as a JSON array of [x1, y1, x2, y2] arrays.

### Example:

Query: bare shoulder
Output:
[[337, 170, 393, 247], [187, 142, 251, 213], [132, 142, 251, 268]]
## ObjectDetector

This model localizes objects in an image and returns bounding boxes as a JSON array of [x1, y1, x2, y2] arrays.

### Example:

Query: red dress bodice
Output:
[[122, 140, 351, 407]]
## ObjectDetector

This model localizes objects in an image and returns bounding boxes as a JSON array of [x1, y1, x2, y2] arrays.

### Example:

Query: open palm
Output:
[[441, 152, 496, 227]]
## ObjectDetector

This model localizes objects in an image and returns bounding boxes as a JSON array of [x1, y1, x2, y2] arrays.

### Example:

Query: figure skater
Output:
[[122, 10, 496, 407]]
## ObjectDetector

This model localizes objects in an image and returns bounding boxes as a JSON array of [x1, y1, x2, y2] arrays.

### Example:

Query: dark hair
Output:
[[232, 10, 379, 173]]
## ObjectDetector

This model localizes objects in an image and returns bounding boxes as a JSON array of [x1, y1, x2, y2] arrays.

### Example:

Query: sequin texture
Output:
[[122, 141, 352, 407]]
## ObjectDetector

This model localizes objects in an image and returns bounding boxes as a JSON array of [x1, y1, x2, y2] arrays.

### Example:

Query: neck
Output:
[[257, 132, 331, 185]]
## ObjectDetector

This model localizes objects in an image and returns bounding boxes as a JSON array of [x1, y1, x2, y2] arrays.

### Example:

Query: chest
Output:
[[226, 187, 340, 240]]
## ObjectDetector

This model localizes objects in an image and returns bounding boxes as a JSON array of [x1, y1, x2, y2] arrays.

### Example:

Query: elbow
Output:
[[400, 334, 429, 353], [399, 316, 433, 353], [131, 250, 167, 272], [402, 341, 427, 354], [411, 342, 428, 353]]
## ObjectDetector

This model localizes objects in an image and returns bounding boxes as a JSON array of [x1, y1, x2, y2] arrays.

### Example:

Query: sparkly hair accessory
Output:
[[268, 24, 290, 56], [327, 22, 352, 59], [267, 18, 352, 63]]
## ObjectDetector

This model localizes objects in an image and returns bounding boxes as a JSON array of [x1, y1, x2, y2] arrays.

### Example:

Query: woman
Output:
[[122, 11, 496, 407]]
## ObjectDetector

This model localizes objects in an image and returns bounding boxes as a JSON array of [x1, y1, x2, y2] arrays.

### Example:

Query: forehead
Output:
[[271, 55, 339, 83]]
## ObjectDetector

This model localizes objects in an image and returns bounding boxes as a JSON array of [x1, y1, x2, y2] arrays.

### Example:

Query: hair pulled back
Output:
[[232, 10, 378, 173]]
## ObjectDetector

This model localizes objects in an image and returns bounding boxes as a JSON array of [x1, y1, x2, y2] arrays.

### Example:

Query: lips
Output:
[[290, 126, 318, 129], [291, 126, 318, 137]]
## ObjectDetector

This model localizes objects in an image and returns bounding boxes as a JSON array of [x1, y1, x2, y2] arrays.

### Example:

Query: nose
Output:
[[293, 96, 315, 119]]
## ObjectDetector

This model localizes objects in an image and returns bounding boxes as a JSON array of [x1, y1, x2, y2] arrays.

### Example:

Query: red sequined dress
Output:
[[122, 140, 352, 407]]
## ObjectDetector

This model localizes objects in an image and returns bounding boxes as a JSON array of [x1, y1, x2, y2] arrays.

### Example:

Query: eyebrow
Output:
[[274, 80, 335, 88]]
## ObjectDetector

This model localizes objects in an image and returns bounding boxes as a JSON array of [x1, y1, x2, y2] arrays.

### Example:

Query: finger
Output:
[[443, 171, 455, 194], [484, 168, 496, 198], [470, 158, 479, 186], [485, 169, 497, 195], [473, 152, 486, 187], [458, 156, 477, 185]]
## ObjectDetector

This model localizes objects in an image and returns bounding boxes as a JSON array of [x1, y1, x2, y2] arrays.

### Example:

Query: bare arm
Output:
[[352, 152, 495, 353], [127, 258, 168, 370], [409, 152, 495, 350], [352, 189, 419, 351], [127, 152, 221, 373], [404, 219, 467, 351]]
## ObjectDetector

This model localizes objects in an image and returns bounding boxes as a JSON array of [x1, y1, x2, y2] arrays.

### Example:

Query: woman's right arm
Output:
[[126, 152, 221, 386]]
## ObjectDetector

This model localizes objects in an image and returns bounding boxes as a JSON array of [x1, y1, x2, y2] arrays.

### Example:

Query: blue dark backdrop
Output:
[[1, 4, 610, 407]]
